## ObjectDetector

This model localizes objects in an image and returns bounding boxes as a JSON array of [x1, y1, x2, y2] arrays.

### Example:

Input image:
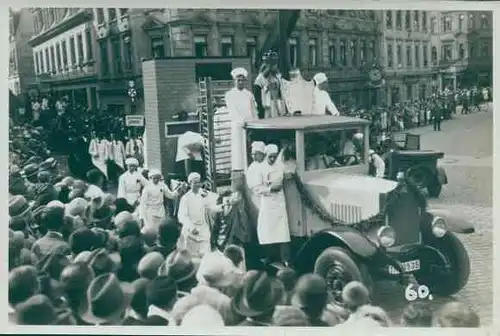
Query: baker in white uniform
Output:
[[224, 67, 258, 191], [177, 173, 222, 259], [88, 132, 109, 179], [139, 169, 179, 233], [245, 141, 267, 207], [368, 149, 386, 178], [311, 72, 341, 116], [254, 144, 291, 264], [117, 157, 148, 208]]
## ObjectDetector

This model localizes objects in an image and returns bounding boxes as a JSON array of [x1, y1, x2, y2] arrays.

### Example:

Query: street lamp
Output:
[[127, 80, 137, 114]]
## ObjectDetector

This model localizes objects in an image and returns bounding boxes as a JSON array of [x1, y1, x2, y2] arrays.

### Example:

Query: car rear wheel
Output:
[[314, 247, 372, 305], [415, 233, 470, 296]]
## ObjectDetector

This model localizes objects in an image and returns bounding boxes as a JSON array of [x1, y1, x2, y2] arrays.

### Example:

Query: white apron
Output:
[[256, 162, 290, 245], [117, 171, 147, 206], [177, 190, 220, 258], [139, 181, 177, 232], [89, 138, 108, 178], [109, 140, 126, 170], [246, 161, 264, 207]]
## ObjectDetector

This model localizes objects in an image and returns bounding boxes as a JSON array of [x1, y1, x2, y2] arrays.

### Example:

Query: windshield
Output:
[[303, 128, 365, 171]]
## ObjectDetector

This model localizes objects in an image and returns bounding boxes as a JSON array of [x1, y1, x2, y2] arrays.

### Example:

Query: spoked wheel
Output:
[[314, 247, 372, 306]]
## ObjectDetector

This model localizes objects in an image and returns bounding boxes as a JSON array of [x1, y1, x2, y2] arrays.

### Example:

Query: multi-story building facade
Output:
[[9, 8, 36, 96]]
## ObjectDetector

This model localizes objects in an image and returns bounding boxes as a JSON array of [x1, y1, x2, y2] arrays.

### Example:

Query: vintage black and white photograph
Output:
[[8, 7, 493, 328]]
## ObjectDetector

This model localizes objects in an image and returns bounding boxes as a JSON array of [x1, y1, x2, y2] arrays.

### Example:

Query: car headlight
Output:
[[377, 225, 396, 248], [431, 216, 447, 238]]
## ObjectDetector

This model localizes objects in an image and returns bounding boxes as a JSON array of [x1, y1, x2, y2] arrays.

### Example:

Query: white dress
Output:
[[255, 161, 291, 245], [177, 190, 222, 258], [117, 171, 148, 206], [89, 138, 108, 178], [139, 181, 178, 232], [311, 87, 340, 116], [224, 88, 258, 171]]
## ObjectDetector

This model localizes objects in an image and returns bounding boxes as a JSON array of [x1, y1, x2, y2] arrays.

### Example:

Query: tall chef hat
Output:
[[313, 72, 328, 85], [125, 157, 139, 166], [149, 169, 162, 178], [188, 172, 201, 184], [265, 144, 279, 155], [251, 141, 266, 154], [231, 68, 248, 79]]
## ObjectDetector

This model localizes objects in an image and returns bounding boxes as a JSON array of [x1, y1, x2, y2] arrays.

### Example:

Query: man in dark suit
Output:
[[31, 206, 71, 259], [140, 276, 178, 325], [432, 100, 442, 132]]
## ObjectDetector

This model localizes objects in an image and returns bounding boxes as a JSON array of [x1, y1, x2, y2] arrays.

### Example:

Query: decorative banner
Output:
[[125, 115, 144, 127]]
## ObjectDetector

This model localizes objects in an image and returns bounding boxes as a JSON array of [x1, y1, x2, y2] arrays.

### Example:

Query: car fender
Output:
[[427, 209, 475, 234], [436, 166, 448, 185], [294, 228, 378, 272]]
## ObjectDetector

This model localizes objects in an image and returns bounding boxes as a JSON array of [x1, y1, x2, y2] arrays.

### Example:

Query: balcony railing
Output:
[[35, 62, 96, 82]]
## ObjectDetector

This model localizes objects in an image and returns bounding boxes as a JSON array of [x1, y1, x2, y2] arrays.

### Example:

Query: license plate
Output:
[[388, 260, 420, 274]]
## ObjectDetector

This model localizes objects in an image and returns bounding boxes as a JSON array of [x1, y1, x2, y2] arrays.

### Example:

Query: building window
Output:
[[414, 45, 420, 67], [414, 11, 420, 31], [469, 14, 475, 29], [56, 43, 62, 70], [246, 37, 257, 64], [396, 44, 402, 67], [368, 41, 375, 61], [111, 38, 122, 75], [423, 44, 428, 66], [407, 84, 413, 100], [422, 12, 427, 31], [77, 34, 84, 64], [339, 39, 346, 66], [40, 51, 45, 73], [459, 14, 465, 31], [431, 46, 437, 65], [405, 11, 411, 30], [35, 52, 40, 74], [108, 8, 117, 22], [469, 43, 475, 59], [387, 43, 394, 67], [328, 41, 336, 65], [85, 30, 93, 60], [61, 40, 68, 68], [406, 45, 412, 67], [459, 43, 465, 59], [194, 35, 208, 57], [96, 8, 105, 25], [350, 40, 357, 66], [443, 16, 452, 32], [100, 41, 109, 75], [308, 38, 318, 67], [50, 46, 56, 72], [386, 11, 393, 29], [124, 35, 133, 70], [69, 37, 76, 66], [119, 8, 129, 17], [419, 84, 426, 99], [396, 11, 402, 29], [360, 40, 366, 64], [151, 37, 165, 58], [443, 44, 452, 61], [431, 17, 437, 33], [481, 14, 489, 29], [368, 11, 375, 20], [481, 42, 489, 57], [221, 36, 234, 57], [45, 48, 50, 72], [289, 38, 298, 67]]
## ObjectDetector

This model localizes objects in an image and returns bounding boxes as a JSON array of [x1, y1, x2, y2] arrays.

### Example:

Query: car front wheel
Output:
[[314, 247, 372, 305], [415, 233, 470, 296]]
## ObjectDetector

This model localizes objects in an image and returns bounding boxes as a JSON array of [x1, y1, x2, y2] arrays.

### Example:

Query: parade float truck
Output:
[[239, 114, 473, 303]]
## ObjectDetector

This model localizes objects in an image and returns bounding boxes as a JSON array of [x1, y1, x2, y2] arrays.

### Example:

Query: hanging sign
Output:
[[125, 115, 144, 127]]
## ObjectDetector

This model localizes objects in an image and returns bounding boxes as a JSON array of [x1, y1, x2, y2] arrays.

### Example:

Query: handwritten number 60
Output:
[[405, 284, 430, 301]]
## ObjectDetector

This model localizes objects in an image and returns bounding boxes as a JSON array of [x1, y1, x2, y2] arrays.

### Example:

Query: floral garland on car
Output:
[[291, 174, 426, 232]]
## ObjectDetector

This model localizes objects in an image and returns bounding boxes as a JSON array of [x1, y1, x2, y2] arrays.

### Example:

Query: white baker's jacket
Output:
[[110, 140, 126, 169], [311, 87, 340, 116], [89, 138, 109, 178], [177, 190, 222, 240], [125, 138, 144, 158], [246, 160, 264, 206], [175, 131, 204, 162], [224, 87, 258, 171], [369, 153, 386, 178], [139, 181, 177, 221], [117, 171, 148, 205]]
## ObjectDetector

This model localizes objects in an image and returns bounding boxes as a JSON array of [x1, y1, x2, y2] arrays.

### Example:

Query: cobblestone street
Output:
[[375, 105, 493, 325]]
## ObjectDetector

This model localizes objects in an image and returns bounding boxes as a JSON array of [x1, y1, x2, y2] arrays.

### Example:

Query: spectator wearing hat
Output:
[[276, 268, 297, 305], [10, 170, 28, 197], [122, 278, 151, 325], [432, 301, 480, 327], [65, 197, 89, 227], [68, 180, 87, 201], [84, 169, 105, 200], [348, 304, 392, 327], [114, 211, 141, 239], [138, 252, 165, 280], [400, 301, 433, 327], [32, 171, 59, 207], [31, 206, 71, 259], [117, 157, 147, 208], [117, 236, 146, 282], [342, 281, 371, 314], [232, 270, 283, 326], [9, 195, 34, 233], [195, 251, 241, 298], [15, 294, 59, 325], [78, 273, 134, 325], [87, 248, 120, 277], [9, 265, 40, 311], [291, 274, 329, 326], [145, 275, 179, 325], [139, 169, 179, 233], [141, 226, 158, 247], [59, 262, 95, 325], [158, 249, 199, 296], [68, 228, 98, 258], [89, 205, 113, 230], [181, 304, 225, 326], [55, 176, 75, 203], [149, 218, 180, 257], [37, 250, 71, 281], [224, 244, 245, 271], [115, 198, 135, 215]]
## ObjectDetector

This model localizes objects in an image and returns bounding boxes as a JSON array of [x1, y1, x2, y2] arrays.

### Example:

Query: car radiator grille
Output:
[[329, 203, 363, 225], [384, 188, 421, 246]]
